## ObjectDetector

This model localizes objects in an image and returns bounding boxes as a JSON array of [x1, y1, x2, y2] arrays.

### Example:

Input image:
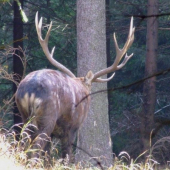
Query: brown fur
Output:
[[15, 69, 92, 160]]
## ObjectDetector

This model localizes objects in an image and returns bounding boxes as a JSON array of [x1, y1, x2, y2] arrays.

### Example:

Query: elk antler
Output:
[[35, 12, 76, 78], [92, 17, 135, 82]]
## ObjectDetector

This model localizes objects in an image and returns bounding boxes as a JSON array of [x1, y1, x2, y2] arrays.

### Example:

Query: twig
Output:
[[75, 67, 170, 107]]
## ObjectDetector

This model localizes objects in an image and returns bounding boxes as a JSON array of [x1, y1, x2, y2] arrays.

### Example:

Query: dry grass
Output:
[[0, 128, 170, 170], [0, 127, 65, 170], [0, 127, 99, 170]]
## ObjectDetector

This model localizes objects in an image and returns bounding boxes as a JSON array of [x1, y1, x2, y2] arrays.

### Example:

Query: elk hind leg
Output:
[[61, 127, 78, 163], [31, 121, 56, 160]]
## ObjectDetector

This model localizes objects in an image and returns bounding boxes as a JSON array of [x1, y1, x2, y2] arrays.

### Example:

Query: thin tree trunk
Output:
[[13, 0, 24, 136], [140, 0, 158, 152], [106, 0, 111, 120], [76, 0, 113, 167]]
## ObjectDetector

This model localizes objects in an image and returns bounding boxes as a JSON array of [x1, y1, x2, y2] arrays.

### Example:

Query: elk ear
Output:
[[84, 71, 94, 87]]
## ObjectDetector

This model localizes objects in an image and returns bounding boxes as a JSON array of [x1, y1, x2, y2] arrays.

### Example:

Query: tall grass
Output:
[[0, 128, 170, 170]]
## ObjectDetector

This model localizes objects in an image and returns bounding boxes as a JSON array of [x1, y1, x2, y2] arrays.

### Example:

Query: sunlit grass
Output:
[[0, 130, 27, 170], [0, 127, 71, 170], [0, 127, 170, 170]]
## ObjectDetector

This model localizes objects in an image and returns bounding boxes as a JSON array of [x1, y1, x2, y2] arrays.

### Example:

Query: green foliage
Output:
[[0, 0, 11, 3], [107, 0, 170, 162]]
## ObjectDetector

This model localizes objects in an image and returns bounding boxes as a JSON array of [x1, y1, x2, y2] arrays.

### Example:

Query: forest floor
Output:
[[0, 129, 170, 170]]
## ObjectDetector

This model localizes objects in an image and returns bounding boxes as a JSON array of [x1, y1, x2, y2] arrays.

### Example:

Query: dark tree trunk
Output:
[[140, 0, 158, 152], [13, 0, 24, 136], [106, 0, 111, 120]]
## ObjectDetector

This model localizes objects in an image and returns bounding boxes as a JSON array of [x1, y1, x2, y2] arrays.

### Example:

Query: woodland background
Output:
[[1, 0, 170, 166]]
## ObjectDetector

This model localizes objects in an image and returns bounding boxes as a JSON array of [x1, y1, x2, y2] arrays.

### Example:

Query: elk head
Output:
[[15, 12, 135, 161]]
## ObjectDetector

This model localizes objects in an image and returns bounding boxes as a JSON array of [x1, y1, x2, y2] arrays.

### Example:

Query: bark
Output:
[[13, 0, 24, 136], [140, 0, 158, 152], [76, 0, 113, 167]]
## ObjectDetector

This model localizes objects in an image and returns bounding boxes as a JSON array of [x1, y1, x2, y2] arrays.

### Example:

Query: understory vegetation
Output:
[[0, 126, 170, 170]]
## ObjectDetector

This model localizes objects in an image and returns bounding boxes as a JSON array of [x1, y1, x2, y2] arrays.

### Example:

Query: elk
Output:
[[15, 12, 135, 160]]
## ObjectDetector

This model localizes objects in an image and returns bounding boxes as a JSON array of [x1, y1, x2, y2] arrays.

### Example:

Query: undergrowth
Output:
[[0, 127, 170, 170]]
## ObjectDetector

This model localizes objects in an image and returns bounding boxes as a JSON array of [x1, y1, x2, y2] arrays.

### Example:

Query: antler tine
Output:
[[94, 73, 115, 83], [92, 17, 135, 82], [35, 12, 76, 78], [35, 12, 42, 40], [113, 16, 135, 68]]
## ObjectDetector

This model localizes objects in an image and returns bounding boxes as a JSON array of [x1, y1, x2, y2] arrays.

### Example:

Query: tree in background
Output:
[[140, 0, 158, 152], [13, 0, 24, 136], [76, 0, 113, 166]]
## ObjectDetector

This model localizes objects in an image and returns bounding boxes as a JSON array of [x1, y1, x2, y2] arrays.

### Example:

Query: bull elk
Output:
[[15, 12, 135, 160]]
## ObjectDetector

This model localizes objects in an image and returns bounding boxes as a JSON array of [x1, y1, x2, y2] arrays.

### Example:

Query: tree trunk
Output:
[[140, 0, 158, 152], [13, 0, 24, 136], [106, 0, 111, 120], [76, 0, 113, 167]]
